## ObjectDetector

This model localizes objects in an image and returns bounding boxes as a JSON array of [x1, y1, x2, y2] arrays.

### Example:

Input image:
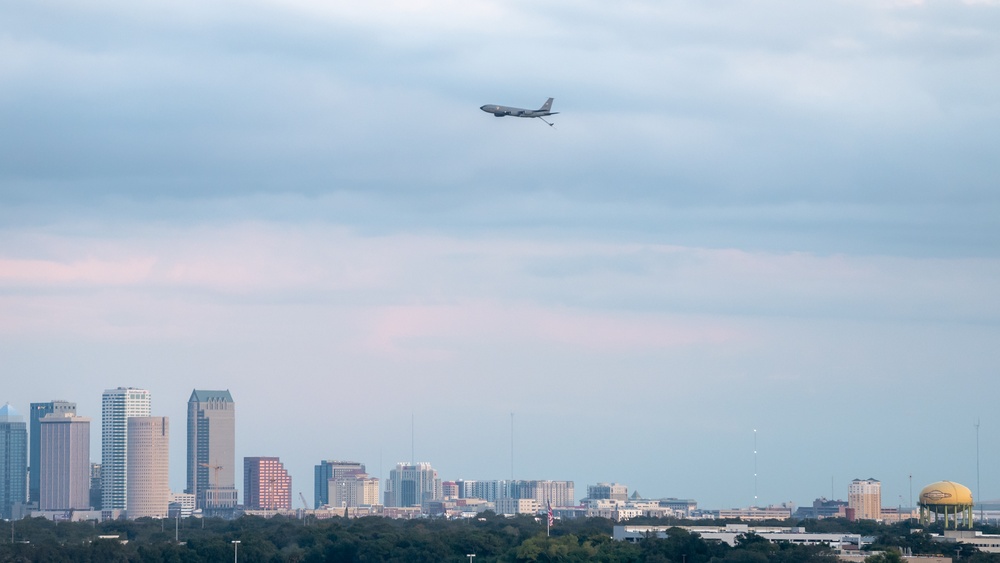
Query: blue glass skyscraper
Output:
[[0, 404, 27, 519]]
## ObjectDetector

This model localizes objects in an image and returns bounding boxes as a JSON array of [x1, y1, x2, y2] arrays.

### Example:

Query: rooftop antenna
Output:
[[411, 413, 415, 464], [753, 429, 758, 506]]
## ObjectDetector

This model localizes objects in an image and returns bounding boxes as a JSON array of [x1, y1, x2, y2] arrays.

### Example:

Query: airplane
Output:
[[480, 98, 558, 126]]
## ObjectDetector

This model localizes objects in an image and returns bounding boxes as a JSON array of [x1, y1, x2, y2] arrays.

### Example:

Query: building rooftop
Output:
[[189, 389, 234, 402], [0, 402, 24, 422]]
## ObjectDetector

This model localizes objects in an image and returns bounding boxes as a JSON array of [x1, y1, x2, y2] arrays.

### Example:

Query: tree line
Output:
[[2, 513, 1000, 562]]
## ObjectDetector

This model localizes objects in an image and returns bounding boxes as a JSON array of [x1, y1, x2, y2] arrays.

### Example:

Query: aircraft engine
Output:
[[494, 112, 506, 117]]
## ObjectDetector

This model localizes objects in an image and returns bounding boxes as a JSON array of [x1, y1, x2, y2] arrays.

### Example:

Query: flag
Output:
[[547, 502, 554, 528]]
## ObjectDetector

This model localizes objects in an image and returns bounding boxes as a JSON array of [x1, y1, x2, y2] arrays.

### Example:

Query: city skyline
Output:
[[0, 386, 994, 514], [2, 0, 999, 513]]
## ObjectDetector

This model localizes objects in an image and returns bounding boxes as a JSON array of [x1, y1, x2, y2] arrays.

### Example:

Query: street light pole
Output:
[[232, 540, 241, 562], [467, 554, 476, 563]]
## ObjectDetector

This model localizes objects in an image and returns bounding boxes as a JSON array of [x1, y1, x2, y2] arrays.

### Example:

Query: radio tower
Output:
[[753, 429, 758, 506]]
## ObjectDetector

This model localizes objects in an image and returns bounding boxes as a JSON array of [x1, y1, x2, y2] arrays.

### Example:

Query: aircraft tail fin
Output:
[[539, 97, 554, 112]]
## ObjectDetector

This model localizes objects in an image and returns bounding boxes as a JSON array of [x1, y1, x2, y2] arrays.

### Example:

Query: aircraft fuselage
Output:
[[479, 98, 558, 119]]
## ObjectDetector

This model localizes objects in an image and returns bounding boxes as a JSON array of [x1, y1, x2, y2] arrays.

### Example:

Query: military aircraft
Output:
[[480, 98, 558, 126]]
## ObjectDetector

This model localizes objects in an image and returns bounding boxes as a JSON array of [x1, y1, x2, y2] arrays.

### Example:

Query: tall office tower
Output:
[[38, 413, 90, 511], [848, 478, 882, 521], [101, 387, 151, 511], [126, 417, 169, 519], [383, 462, 441, 508], [243, 457, 292, 510], [587, 482, 628, 502], [330, 473, 379, 508], [0, 404, 27, 520], [314, 460, 365, 508], [186, 390, 237, 511], [89, 463, 102, 511], [29, 400, 75, 503]]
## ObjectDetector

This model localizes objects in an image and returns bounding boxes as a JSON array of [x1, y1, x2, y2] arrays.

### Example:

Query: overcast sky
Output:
[[2, 0, 999, 511]]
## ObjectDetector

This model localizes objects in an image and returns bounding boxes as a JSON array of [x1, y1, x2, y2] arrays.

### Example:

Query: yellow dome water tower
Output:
[[918, 481, 974, 529]]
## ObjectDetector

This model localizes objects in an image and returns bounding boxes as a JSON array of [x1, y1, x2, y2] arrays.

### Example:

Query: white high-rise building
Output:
[[102, 388, 151, 512], [384, 463, 441, 507], [848, 478, 882, 521]]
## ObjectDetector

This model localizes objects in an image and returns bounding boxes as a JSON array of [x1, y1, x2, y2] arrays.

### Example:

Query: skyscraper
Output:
[[244, 457, 291, 510], [0, 404, 27, 520], [127, 416, 169, 519], [848, 478, 882, 521], [38, 413, 90, 511], [29, 400, 76, 504], [101, 387, 151, 512], [186, 390, 237, 512], [314, 460, 365, 508], [384, 462, 441, 508]]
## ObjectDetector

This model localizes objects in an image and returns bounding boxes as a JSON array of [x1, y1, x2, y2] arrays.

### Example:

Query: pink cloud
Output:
[[0, 257, 155, 286], [360, 302, 744, 359]]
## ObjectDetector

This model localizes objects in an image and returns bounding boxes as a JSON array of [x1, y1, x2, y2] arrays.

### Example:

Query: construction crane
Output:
[[199, 463, 223, 508], [298, 492, 310, 523]]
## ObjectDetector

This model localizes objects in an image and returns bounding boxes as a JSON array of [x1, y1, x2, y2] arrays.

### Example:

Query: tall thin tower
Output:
[[101, 388, 151, 512], [753, 429, 758, 506]]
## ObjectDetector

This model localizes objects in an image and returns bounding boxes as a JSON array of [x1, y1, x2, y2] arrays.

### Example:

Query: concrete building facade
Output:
[[38, 413, 90, 511], [127, 416, 169, 519], [29, 400, 75, 504], [102, 387, 151, 511], [186, 390, 237, 512]]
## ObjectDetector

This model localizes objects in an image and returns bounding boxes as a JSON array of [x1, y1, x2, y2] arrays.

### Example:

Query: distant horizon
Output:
[[3, 387, 994, 512], [2, 0, 998, 514]]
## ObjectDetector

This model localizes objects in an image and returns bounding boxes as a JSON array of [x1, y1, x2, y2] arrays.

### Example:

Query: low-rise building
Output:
[[933, 529, 1000, 553], [497, 497, 540, 515], [715, 504, 793, 521], [613, 523, 866, 550]]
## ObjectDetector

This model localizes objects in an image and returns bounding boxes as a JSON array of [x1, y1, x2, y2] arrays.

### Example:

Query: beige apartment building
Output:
[[848, 478, 882, 521]]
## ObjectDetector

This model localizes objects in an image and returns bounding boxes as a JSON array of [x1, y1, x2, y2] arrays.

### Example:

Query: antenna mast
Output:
[[753, 429, 758, 506]]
